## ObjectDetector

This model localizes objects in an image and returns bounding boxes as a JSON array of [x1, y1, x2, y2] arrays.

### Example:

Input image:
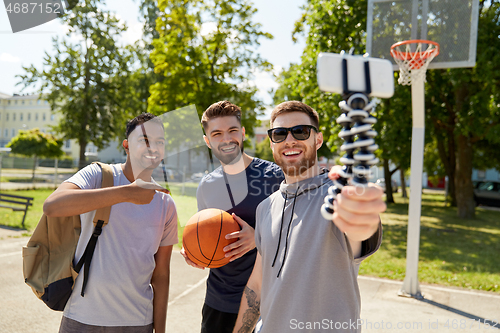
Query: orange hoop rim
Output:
[[390, 39, 440, 61]]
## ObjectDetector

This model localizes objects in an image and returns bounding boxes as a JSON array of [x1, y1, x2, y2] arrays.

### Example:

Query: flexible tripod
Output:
[[320, 65, 380, 220]]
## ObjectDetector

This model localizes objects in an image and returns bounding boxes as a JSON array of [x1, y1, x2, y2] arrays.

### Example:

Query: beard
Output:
[[213, 141, 245, 165], [273, 145, 317, 177]]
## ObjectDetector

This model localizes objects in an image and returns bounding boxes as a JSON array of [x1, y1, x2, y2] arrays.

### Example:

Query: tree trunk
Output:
[[31, 155, 37, 188], [456, 134, 475, 219], [433, 118, 457, 206], [383, 159, 394, 204], [78, 139, 87, 170], [400, 166, 407, 198], [79, 35, 91, 171]]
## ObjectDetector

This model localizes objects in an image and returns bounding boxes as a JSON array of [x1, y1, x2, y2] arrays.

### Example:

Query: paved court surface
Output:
[[1, 229, 500, 332]]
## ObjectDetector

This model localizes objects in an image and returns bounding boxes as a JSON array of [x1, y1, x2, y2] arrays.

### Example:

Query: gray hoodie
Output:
[[255, 170, 382, 333]]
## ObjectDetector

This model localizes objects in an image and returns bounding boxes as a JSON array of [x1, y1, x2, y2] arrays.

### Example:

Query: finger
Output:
[[225, 231, 240, 240], [333, 201, 382, 227], [232, 213, 248, 227], [225, 247, 248, 261], [328, 165, 342, 180], [332, 211, 377, 236], [185, 256, 205, 269], [340, 184, 385, 202], [336, 193, 387, 215], [223, 239, 242, 252], [157, 188, 171, 195], [188, 260, 205, 269]]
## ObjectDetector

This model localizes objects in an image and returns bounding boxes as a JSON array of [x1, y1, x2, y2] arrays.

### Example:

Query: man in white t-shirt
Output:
[[43, 113, 178, 333]]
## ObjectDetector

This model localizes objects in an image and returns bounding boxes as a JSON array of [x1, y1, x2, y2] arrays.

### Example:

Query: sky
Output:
[[0, 0, 307, 116]]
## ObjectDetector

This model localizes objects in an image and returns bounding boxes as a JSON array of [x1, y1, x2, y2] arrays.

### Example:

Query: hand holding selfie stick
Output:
[[316, 52, 394, 220]]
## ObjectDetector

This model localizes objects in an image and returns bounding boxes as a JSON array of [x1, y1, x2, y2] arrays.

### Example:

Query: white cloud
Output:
[[200, 21, 217, 37], [0, 53, 21, 63], [239, 66, 284, 104], [121, 21, 144, 46]]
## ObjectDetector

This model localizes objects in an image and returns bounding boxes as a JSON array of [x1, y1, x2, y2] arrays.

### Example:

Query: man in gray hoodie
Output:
[[233, 101, 386, 333]]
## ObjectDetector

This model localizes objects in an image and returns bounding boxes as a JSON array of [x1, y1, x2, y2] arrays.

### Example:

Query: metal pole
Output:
[[400, 75, 425, 298], [181, 165, 187, 196]]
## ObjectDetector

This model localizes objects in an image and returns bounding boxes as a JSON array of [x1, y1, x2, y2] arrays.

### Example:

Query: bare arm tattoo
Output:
[[238, 286, 260, 333]]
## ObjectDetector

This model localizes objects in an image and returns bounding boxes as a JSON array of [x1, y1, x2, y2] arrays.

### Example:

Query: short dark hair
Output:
[[201, 101, 242, 131], [270, 101, 319, 129], [125, 113, 164, 138]]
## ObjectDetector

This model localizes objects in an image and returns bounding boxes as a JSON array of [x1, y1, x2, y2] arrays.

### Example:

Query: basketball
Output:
[[182, 208, 240, 268]]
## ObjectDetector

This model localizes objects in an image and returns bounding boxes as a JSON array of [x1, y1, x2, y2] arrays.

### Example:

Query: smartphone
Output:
[[317, 52, 394, 98]]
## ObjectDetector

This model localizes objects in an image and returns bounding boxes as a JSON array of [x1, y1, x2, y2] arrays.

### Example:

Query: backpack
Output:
[[22, 162, 113, 311]]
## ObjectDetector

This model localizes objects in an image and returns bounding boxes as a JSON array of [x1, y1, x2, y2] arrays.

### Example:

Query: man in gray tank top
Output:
[[233, 101, 385, 333]]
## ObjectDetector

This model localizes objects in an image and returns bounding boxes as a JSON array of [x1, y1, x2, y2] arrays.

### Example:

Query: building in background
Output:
[[0, 92, 125, 166]]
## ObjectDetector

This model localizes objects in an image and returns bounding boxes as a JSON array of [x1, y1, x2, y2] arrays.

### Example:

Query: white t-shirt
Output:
[[62, 163, 178, 326]]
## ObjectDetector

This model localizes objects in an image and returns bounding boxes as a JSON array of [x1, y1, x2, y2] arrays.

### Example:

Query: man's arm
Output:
[[43, 181, 163, 217], [328, 167, 386, 258], [233, 253, 263, 333], [151, 245, 173, 333]]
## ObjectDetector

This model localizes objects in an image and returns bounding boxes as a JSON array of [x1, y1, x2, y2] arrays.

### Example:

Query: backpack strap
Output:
[[74, 162, 114, 297], [91, 162, 113, 227]]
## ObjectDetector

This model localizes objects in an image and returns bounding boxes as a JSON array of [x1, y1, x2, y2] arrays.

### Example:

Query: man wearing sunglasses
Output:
[[233, 101, 386, 333], [180, 101, 284, 333]]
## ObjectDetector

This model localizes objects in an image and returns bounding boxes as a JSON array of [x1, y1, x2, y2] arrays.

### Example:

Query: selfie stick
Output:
[[320, 55, 380, 220]]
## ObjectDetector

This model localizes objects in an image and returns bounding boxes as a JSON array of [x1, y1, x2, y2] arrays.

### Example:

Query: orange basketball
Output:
[[182, 208, 240, 268]]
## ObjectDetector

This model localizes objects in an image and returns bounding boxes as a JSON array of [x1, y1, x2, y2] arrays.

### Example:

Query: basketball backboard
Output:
[[366, 0, 479, 70]]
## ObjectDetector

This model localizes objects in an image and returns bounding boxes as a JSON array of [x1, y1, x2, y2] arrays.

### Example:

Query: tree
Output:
[[7, 129, 63, 183], [17, 0, 134, 169], [375, 83, 413, 203], [273, 0, 411, 192], [255, 137, 274, 162], [148, 0, 273, 136], [137, 0, 161, 43], [425, 0, 500, 218]]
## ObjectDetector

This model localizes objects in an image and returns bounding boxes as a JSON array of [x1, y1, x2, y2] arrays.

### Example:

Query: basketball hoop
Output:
[[390, 40, 440, 85]]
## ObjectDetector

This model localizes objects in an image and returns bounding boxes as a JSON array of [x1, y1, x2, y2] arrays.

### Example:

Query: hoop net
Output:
[[390, 40, 440, 85]]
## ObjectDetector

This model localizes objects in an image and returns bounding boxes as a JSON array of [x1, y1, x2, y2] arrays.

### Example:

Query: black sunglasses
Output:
[[267, 125, 318, 143]]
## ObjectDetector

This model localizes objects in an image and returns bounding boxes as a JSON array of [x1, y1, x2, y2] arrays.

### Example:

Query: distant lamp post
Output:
[[84, 151, 99, 166]]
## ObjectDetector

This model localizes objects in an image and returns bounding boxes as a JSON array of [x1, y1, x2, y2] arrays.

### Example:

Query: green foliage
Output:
[[16, 0, 137, 169], [0, 189, 55, 230], [375, 82, 412, 171], [148, 0, 273, 137], [362, 191, 500, 293], [254, 137, 274, 162], [7, 128, 63, 159], [273, 0, 408, 164], [137, 0, 161, 43], [424, 1, 500, 216], [277, 0, 500, 216], [423, 140, 446, 179]]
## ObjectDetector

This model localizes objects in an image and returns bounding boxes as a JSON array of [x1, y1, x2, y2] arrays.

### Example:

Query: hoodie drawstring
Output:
[[271, 196, 287, 268], [272, 186, 300, 278]]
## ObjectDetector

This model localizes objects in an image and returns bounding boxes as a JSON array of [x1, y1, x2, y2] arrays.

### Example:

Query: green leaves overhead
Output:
[[148, 0, 273, 136], [16, 0, 134, 169]]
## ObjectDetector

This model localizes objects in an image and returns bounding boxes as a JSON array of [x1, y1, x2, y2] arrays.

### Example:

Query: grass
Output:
[[1, 186, 499, 293], [361, 191, 500, 293], [0, 184, 199, 248], [1, 167, 77, 175], [1, 177, 52, 183], [0, 188, 54, 230]]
